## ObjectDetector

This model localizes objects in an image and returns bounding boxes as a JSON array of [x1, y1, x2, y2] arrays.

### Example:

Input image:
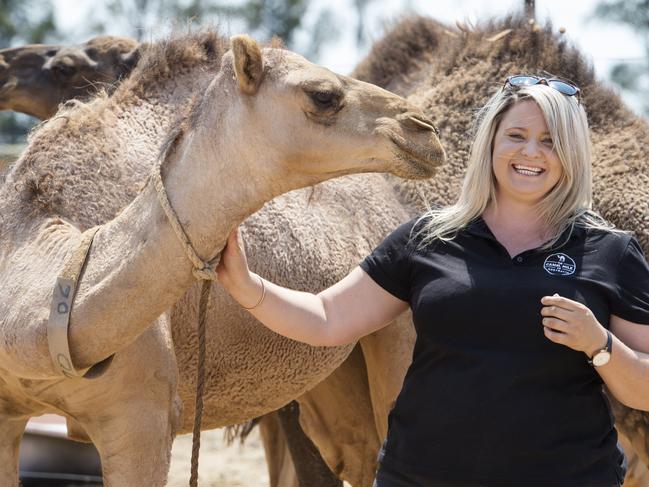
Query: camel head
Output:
[[186, 35, 445, 195], [0, 36, 139, 119]]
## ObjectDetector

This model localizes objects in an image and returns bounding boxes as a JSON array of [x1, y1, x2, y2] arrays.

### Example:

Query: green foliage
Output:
[[90, 0, 341, 57], [594, 0, 649, 32], [226, 0, 309, 45], [0, 0, 58, 47], [593, 0, 649, 116], [94, 0, 225, 40], [303, 7, 340, 60]]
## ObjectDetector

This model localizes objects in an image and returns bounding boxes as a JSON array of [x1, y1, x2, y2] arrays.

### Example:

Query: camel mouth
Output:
[[389, 132, 446, 176], [0, 76, 17, 98]]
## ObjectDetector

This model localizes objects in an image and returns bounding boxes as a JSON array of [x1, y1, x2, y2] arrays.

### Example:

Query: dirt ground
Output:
[[168, 428, 353, 486], [168, 428, 270, 486]]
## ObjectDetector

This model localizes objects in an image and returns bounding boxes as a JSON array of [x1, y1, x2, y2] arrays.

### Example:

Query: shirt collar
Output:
[[463, 216, 586, 248], [463, 216, 493, 239]]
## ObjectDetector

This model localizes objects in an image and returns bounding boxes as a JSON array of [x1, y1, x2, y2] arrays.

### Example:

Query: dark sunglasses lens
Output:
[[548, 80, 578, 95], [508, 76, 539, 86]]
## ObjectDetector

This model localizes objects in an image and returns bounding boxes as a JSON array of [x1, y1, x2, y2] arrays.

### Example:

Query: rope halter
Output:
[[151, 163, 221, 280]]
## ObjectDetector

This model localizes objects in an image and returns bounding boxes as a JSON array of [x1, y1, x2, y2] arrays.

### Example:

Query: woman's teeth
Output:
[[513, 164, 544, 176]]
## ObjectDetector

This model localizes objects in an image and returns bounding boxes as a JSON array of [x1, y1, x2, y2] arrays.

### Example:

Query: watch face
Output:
[[592, 351, 611, 367]]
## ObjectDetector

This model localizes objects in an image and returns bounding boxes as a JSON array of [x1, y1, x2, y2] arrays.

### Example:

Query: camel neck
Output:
[[66, 131, 275, 369]]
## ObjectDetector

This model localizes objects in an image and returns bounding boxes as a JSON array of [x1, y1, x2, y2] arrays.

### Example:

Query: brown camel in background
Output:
[[0, 28, 444, 487], [0, 36, 138, 119]]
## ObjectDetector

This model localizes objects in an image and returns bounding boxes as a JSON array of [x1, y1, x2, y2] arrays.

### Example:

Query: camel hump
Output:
[[230, 34, 263, 95]]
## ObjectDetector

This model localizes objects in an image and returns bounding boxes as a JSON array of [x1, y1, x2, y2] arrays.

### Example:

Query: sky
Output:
[[52, 0, 645, 114], [326, 1, 644, 74]]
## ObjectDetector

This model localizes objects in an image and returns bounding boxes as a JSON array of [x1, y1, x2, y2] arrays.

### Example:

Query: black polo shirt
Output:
[[360, 216, 649, 487]]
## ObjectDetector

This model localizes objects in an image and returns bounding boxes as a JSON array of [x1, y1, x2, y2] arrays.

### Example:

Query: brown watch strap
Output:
[[587, 330, 612, 366]]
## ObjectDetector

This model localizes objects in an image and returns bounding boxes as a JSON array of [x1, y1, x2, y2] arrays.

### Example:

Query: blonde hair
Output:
[[417, 81, 615, 248]]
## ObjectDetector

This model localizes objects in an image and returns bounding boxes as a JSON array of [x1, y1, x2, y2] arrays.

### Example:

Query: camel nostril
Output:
[[404, 114, 440, 136]]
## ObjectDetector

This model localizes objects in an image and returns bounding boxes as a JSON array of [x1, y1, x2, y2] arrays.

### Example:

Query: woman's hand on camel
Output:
[[217, 228, 256, 292], [540, 294, 609, 356]]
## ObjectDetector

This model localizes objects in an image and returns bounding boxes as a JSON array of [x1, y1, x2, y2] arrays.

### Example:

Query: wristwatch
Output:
[[588, 330, 613, 367]]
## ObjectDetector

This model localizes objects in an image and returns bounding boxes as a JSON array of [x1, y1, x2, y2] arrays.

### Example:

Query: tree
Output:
[[0, 0, 58, 48], [524, 0, 535, 19], [593, 0, 649, 116], [224, 0, 309, 46], [89, 0, 227, 41], [88, 0, 340, 60]]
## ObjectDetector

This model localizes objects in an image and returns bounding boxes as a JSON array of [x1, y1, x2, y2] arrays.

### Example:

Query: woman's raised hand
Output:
[[540, 294, 609, 356]]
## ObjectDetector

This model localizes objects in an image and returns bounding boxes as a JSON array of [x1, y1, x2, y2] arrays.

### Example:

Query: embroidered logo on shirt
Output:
[[543, 253, 576, 276]]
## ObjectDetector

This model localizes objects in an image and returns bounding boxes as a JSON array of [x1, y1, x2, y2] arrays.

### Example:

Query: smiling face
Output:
[[491, 100, 563, 206]]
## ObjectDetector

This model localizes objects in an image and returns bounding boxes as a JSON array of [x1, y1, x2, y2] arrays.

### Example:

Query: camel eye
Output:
[[309, 90, 339, 109], [52, 61, 75, 77]]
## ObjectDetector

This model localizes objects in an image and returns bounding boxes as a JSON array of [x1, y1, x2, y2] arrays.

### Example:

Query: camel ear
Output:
[[119, 47, 140, 74], [231, 35, 263, 95]]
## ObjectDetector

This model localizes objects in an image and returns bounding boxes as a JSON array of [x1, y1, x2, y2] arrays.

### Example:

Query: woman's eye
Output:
[[508, 133, 524, 140], [310, 91, 338, 108], [541, 138, 554, 146]]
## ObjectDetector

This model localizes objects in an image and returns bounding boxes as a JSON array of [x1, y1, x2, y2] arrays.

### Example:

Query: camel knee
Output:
[[86, 408, 176, 487]]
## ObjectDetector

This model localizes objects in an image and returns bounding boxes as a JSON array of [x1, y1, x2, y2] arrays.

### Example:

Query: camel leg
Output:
[[66, 318, 180, 486], [84, 401, 176, 487], [0, 416, 27, 486], [297, 345, 380, 487], [276, 401, 343, 487], [259, 412, 298, 487], [619, 432, 649, 487], [609, 394, 649, 486], [358, 313, 415, 438], [259, 406, 342, 487]]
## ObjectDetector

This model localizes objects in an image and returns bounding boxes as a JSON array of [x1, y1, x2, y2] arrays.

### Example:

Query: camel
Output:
[[0, 36, 347, 486], [0, 29, 444, 487], [0, 36, 138, 119], [4, 17, 649, 487]]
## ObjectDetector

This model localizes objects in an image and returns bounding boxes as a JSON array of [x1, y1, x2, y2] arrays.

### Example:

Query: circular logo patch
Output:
[[543, 253, 576, 276]]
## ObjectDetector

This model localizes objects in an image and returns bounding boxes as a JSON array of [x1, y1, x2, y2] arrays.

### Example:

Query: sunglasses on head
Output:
[[504, 75, 581, 102]]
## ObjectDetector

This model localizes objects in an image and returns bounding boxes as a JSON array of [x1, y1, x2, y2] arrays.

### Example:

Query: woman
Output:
[[217, 76, 649, 486]]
